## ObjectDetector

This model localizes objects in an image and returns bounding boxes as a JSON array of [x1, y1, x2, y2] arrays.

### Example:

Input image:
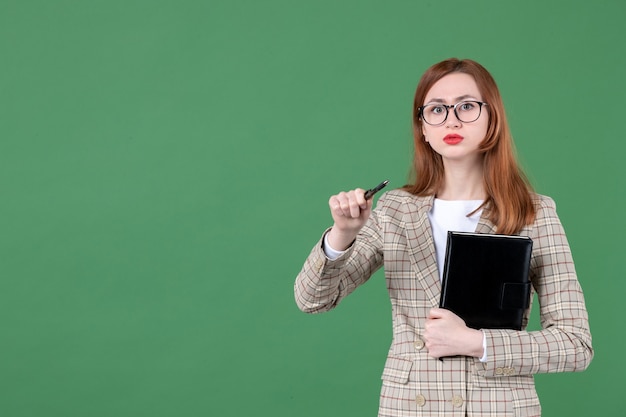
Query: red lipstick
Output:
[[443, 134, 464, 145]]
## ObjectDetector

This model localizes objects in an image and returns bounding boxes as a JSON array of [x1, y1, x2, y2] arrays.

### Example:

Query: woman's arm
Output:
[[294, 193, 385, 314], [479, 196, 593, 377]]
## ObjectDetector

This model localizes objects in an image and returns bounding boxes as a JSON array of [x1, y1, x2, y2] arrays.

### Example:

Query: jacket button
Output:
[[414, 339, 425, 350], [451, 395, 464, 408], [415, 394, 426, 407], [495, 367, 504, 375]]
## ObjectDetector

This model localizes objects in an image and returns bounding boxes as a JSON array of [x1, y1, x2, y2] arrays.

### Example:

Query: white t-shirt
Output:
[[428, 199, 483, 281]]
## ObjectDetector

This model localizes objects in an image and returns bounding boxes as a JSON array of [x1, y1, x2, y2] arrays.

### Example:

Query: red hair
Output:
[[403, 58, 535, 235]]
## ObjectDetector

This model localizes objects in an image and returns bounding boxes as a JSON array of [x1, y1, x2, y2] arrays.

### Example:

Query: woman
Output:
[[294, 58, 593, 416]]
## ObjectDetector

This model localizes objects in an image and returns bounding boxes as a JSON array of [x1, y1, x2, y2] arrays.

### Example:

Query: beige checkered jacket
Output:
[[295, 190, 593, 416]]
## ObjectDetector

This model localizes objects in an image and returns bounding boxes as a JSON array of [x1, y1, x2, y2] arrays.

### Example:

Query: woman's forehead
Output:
[[424, 73, 482, 102]]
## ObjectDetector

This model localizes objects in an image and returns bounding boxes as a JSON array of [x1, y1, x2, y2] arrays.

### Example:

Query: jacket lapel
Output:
[[475, 204, 497, 234], [402, 195, 442, 308]]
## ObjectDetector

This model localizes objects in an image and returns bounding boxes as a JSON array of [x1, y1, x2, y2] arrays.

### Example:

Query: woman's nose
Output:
[[446, 111, 462, 127]]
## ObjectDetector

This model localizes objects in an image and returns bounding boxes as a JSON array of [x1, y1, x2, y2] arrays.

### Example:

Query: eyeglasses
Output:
[[418, 100, 488, 126]]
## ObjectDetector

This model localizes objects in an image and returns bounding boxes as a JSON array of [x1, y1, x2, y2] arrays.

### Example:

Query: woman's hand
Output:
[[424, 308, 485, 359], [326, 189, 372, 251]]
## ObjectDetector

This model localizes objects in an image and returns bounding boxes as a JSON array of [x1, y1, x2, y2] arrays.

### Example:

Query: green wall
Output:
[[1, 0, 624, 415]]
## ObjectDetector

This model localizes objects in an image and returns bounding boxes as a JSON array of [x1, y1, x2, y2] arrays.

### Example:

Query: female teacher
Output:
[[294, 58, 593, 416]]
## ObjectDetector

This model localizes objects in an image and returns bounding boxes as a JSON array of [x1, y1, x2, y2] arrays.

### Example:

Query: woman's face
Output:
[[421, 72, 489, 165]]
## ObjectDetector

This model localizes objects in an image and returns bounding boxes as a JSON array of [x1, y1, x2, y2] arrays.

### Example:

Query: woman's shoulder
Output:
[[529, 193, 564, 224], [379, 188, 429, 203], [375, 188, 432, 212], [381, 188, 414, 199], [530, 192, 557, 210]]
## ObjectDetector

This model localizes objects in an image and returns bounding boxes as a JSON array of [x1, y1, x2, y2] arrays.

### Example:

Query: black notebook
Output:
[[439, 231, 533, 330]]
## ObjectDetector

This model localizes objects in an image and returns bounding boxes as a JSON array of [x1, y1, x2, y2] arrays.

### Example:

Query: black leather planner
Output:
[[439, 231, 533, 330]]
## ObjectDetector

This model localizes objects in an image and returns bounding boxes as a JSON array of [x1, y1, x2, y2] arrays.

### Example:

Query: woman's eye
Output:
[[430, 106, 444, 114], [459, 102, 475, 111]]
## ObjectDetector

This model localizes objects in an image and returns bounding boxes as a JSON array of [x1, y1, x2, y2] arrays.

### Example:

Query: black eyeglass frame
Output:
[[417, 101, 489, 126]]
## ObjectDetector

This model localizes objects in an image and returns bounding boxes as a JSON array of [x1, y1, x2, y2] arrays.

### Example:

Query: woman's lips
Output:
[[443, 134, 464, 145]]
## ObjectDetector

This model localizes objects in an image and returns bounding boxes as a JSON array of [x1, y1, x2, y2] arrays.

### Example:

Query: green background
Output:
[[1, 0, 623, 416]]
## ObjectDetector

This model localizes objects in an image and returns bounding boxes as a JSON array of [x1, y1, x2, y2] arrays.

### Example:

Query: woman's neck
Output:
[[437, 160, 485, 201]]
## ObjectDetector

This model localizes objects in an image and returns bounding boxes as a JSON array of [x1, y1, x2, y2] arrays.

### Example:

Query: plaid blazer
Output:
[[295, 190, 593, 417]]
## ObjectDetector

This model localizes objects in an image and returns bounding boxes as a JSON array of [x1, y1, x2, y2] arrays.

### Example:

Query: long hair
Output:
[[403, 58, 535, 235]]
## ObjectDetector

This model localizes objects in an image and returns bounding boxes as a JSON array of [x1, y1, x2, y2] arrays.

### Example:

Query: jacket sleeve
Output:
[[479, 196, 593, 377], [294, 201, 385, 314]]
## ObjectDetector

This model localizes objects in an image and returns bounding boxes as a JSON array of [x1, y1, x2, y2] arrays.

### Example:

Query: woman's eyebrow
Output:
[[426, 95, 479, 104]]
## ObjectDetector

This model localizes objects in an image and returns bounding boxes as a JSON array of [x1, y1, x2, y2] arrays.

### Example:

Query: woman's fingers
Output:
[[330, 189, 368, 219]]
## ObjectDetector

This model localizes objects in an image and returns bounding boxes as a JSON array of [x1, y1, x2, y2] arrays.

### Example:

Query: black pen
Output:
[[364, 180, 389, 200]]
